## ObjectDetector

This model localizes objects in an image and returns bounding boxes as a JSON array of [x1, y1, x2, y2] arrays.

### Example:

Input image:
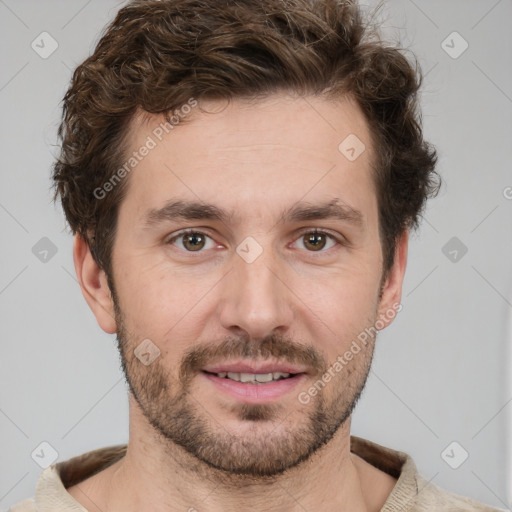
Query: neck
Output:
[[95, 405, 373, 512]]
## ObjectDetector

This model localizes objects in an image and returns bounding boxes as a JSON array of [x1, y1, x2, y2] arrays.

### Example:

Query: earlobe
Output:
[[73, 234, 117, 334], [376, 231, 408, 329]]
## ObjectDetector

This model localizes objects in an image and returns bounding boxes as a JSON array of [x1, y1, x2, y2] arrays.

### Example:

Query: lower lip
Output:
[[201, 371, 307, 404]]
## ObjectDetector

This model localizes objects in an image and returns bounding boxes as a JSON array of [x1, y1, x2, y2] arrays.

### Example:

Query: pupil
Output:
[[185, 233, 204, 251], [306, 233, 325, 251]]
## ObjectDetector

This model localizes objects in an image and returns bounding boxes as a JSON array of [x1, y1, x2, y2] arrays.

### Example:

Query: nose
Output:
[[217, 242, 295, 340]]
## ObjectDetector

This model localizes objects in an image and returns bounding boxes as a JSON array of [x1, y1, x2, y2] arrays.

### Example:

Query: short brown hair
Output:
[[53, 0, 439, 281]]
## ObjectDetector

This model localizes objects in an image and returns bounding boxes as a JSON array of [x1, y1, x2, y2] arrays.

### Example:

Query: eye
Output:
[[293, 229, 339, 252], [167, 229, 217, 252]]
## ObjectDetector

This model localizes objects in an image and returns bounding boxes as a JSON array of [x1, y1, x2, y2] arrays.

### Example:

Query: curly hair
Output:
[[53, 0, 439, 281]]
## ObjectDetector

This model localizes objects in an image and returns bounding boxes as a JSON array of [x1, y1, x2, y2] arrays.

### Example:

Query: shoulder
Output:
[[411, 475, 507, 512], [349, 435, 504, 512], [8, 497, 38, 511]]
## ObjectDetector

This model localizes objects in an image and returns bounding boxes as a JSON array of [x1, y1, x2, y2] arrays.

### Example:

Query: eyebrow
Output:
[[143, 198, 363, 228]]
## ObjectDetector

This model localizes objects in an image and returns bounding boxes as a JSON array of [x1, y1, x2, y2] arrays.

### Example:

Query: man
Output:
[[11, 0, 503, 510]]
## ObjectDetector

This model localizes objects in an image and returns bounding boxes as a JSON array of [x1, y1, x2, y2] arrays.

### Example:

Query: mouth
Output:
[[202, 370, 299, 384], [199, 362, 308, 403]]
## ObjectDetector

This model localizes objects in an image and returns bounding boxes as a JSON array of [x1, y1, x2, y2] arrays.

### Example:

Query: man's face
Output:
[[103, 94, 403, 477]]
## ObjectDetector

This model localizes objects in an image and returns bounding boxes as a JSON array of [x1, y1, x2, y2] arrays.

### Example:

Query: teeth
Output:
[[216, 371, 291, 383], [254, 373, 273, 383]]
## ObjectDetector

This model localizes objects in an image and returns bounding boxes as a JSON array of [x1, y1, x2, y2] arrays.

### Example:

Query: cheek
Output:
[[291, 262, 380, 350], [296, 251, 380, 306], [114, 257, 220, 342]]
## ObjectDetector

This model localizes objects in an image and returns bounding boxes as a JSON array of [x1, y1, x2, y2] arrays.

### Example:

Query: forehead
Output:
[[119, 93, 376, 225]]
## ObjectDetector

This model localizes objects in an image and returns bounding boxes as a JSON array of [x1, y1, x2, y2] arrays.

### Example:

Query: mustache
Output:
[[179, 333, 327, 383]]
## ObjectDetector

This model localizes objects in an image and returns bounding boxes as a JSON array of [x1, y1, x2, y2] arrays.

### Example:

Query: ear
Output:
[[73, 234, 117, 334], [376, 230, 408, 329]]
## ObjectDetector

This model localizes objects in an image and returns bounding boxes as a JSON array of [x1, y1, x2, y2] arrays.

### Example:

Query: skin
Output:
[[68, 93, 407, 512]]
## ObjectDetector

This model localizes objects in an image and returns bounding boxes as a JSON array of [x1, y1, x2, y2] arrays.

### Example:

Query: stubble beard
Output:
[[112, 290, 377, 481]]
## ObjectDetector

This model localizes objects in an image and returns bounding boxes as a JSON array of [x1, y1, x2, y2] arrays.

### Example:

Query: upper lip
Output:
[[202, 361, 307, 375]]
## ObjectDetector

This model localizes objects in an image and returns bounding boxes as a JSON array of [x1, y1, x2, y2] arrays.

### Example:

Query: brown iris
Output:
[[182, 232, 206, 251], [303, 231, 327, 251]]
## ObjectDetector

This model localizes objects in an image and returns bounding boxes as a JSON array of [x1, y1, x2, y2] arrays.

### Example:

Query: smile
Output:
[[205, 371, 293, 383], [200, 370, 307, 403]]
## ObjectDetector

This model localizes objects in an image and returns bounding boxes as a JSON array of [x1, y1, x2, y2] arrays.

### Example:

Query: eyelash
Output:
[[166, 228, 342, 254]]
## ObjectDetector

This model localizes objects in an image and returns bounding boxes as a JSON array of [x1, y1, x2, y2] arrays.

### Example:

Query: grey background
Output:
[[1, 0, 511, 510]]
